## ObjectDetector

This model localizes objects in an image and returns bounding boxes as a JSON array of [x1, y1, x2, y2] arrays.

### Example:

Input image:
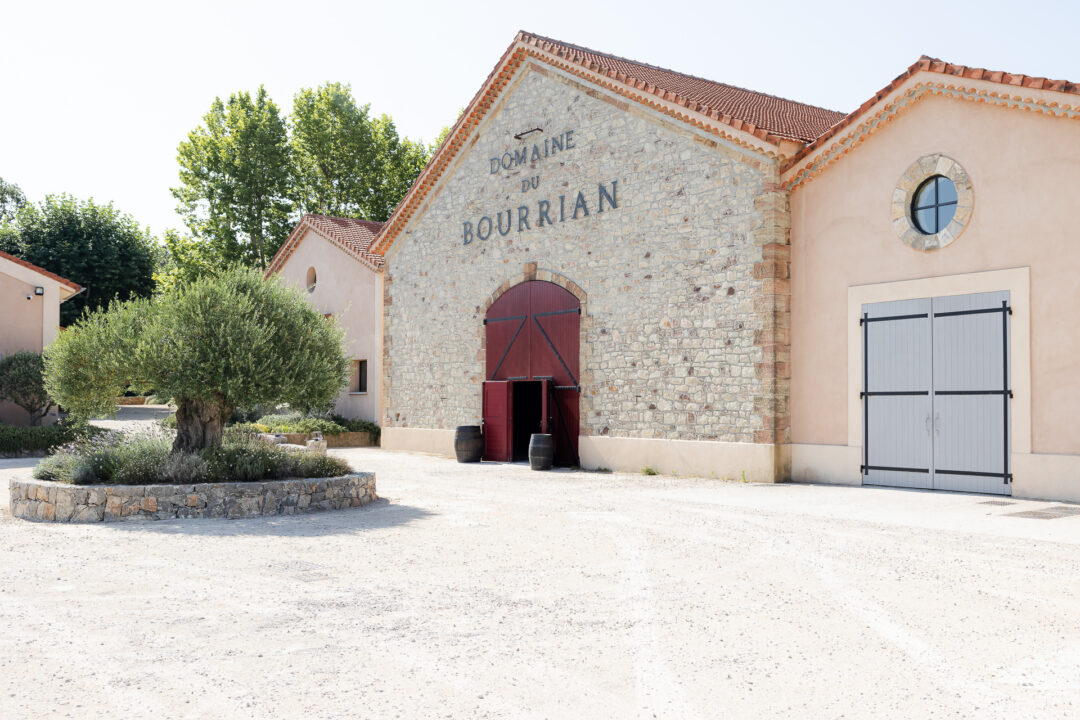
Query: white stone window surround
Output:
[[891, 154, 974, 251]]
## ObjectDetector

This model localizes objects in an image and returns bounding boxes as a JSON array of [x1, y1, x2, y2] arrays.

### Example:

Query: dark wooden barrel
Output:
[[454, 425, 483, 463], [529, 433, 554, 471]]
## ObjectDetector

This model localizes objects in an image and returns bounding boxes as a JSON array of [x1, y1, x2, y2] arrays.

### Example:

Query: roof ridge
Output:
[[785, 53, 1080, 177], [305, 213, 385, 226], [519, 30, 846, 118]]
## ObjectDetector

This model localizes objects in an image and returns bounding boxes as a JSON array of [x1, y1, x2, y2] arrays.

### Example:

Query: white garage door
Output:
[[861, 291, 1012, 495]]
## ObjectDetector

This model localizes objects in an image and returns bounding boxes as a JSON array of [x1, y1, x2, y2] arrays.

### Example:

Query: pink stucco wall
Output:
[[274, 229, 382, 423], [789, 92, 1080, 454], [0, 265, 53, 425]]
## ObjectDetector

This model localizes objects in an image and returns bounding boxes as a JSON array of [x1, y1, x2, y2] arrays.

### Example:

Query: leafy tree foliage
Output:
[[172, 87, 293, 271], [0, 176, 26, 223], [45, 267, 347, 452], [0, 352, 55, 425], [290, 83, 431, 221], [0, 195, 156, 326], [152, 229, 219, 292]]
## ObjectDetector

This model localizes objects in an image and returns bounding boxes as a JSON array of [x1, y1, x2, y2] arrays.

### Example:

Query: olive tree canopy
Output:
[[0, 352, 55, 426], [44, 267, 347, 452]]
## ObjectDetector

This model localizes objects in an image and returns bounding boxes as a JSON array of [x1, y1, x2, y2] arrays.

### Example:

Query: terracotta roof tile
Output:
[[265, 215, 384, 277], [519, 32, 845, 143], [787, 55, 1080, 172], [0, 250, 83, 293]]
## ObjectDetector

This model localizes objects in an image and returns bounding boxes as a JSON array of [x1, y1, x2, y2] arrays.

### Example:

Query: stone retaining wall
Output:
[[9, 473, 376, 523]]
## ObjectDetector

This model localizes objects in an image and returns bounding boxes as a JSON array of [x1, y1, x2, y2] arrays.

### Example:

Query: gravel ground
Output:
[[2, 449, 1080, 719]]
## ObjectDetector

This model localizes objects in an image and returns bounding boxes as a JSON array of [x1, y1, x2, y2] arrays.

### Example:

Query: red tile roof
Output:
[[786, 55, 1080, 172], [371, 31, 845, 256], [0, 249, 83, 293], [266, 214, 384, 277], [519, 32, 846, 143]]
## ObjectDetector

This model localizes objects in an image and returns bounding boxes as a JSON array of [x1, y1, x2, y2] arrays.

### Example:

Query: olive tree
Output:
[[0, 352, 55, 425], [44, 267, 347, 452]]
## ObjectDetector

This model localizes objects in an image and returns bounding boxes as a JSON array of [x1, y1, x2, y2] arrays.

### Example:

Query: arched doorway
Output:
[[482, 280, 580, 465]]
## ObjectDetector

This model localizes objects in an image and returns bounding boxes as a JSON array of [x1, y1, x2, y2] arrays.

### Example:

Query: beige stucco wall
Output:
[[383, 61, 788, 472], [0, 260, 65, 425], [789, 92, 1080, 470], [274, 228, 382, 423]]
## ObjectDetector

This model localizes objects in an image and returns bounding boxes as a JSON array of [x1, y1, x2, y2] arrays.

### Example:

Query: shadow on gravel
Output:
[[105, 498, 434, 537]]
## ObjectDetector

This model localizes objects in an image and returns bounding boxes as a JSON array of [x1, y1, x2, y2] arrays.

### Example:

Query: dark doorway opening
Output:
[[511, 381, 542, 461]]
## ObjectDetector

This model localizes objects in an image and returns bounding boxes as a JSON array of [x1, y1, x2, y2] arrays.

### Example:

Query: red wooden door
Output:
[[482, 381, 512, 462], [484, 281, 580, 465]]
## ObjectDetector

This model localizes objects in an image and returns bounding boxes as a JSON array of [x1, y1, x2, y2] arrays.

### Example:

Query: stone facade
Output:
[[9, 473, 376, 523], [383, 63, 790, 446]]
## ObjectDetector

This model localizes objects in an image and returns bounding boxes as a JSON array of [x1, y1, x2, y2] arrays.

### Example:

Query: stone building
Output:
[[369, 32, 841, 482], [358, 32, 1080, 501]]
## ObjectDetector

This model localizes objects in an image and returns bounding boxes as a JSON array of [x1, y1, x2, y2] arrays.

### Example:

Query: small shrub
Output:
[[34, 452, 83, 483], [159, 452, 209, 484], [329, 414, 381, 441], [227, 422, 269, 437], [110, 435, 171, 485], [159, 414, 177, 429], [641, 465, 659, 476], [0, 422, 101, 455], [0, 352, 55, 425], [255, 413, 345, 435]]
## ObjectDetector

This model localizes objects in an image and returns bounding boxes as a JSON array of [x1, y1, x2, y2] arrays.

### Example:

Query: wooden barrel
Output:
[[529, 433, 554, 471], [454, 425, 483, 463]]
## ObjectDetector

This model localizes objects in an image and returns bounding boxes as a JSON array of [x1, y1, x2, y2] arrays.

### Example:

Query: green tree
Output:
[[0, 352, 55, 425], [152, 229, 219, 292], [0, 195, 156, 326], [172, 87, 292, 270], [290, 82, 376, 218], [45, 267, 347, 452], [0, 176, 26, 223], [289, 83, 431, 221]]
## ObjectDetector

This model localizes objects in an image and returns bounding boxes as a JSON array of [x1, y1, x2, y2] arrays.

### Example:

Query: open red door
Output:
[[482, 381, 512, 462]]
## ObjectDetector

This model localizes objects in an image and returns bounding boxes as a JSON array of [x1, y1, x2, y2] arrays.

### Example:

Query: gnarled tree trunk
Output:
[[173, 397, 230, 453]]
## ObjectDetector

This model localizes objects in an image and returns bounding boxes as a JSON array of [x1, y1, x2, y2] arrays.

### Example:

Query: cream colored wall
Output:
[[0, 263, 65, 425], [0, 269, 43, 356], [274, 229, 382, 423], [790, 94, 1080, 459]]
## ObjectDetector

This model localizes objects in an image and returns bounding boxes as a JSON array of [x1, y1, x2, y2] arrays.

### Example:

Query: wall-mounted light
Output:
[[34, 286, 44, 296]]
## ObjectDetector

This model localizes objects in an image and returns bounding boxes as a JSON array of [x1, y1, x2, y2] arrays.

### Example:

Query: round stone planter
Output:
[[8, 473, 376, 523]]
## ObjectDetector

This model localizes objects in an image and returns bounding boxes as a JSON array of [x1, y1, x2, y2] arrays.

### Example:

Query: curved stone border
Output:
[[9, 473, 376, 523], [891, 154, 974, 251]]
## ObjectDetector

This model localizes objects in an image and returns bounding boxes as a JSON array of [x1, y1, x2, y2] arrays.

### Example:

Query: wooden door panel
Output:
[[482, 381, 512, 462]]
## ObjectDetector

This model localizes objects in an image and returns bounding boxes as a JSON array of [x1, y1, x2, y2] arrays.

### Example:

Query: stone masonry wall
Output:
[[384, 64, 789, 444], [9, 473, 376, 522]]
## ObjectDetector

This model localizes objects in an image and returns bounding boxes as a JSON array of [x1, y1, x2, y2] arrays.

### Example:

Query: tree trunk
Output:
[[172, 397, 229, 453]]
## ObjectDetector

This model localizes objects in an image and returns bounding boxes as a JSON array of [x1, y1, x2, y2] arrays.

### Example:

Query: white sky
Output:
[[3, 0, 1078, 236]]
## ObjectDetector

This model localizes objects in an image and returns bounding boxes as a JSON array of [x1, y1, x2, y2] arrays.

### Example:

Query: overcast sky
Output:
[[4, 0, 1078, 236]]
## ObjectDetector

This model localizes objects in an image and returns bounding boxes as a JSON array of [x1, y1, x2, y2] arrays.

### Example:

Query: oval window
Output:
[[305, 266, 317, 293], [911, 175, 958, 235]]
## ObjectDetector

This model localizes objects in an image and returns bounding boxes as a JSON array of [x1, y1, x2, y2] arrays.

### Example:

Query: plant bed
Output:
[[114, 396, 148, 406], [9, 473, 376, 522], [279, 431, 377, 448]]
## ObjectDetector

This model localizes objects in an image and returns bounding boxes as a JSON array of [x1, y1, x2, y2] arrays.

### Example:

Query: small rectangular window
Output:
[[351, 359, 368, 394]]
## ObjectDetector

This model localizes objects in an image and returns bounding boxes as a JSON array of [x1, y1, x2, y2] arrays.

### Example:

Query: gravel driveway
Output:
[[2, 449, 1079, 719]]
